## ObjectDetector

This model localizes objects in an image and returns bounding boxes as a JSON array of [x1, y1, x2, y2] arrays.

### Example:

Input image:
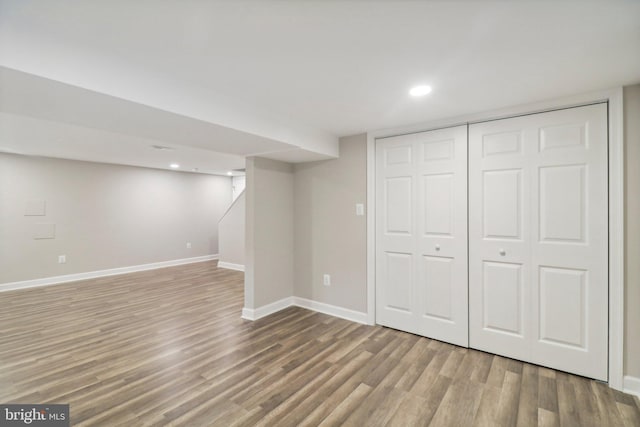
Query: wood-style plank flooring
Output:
[[1, 260, 639, 426]]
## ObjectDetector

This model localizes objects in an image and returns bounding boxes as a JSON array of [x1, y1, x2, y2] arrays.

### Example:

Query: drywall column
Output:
[[293, 134, 368, 313], [244, 157, 294, 313], [624, 84, 640, 381]]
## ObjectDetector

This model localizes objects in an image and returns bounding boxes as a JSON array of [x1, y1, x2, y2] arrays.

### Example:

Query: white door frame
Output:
[[366, 88, 624, 390]]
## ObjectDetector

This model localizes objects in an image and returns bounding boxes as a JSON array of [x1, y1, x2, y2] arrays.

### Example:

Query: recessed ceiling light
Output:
[[170, 163, 180, 169], [227, 171, 233, 176], [409, 85, 432, 97]]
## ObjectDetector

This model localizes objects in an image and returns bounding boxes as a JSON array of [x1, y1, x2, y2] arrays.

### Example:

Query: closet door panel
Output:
[[469, 121, 531, 361], [376, 125, 468, 346], [415, 126, 468, 346], [530, 104, 608, 381], [469, 103, 608, 381], [376, 138, 418, 333]]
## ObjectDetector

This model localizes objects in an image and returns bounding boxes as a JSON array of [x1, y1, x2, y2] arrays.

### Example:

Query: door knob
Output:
[[499, 249, 506, 256]]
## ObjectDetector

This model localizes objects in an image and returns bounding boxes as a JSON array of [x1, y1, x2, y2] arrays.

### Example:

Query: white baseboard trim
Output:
[[623, 375, 640, 397], [242, 297, 294, 321], [292, 297, 368, 325], [0, 254, 219, 292], [241, 295, 368, 325], [217, 261, 245, 272]]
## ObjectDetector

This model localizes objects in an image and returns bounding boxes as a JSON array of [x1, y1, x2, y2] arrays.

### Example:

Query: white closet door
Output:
[[376, 125, 468, 346], [469, 103, 608, 381], [469, 119, 532, 363], [376, 135, 417, 334]]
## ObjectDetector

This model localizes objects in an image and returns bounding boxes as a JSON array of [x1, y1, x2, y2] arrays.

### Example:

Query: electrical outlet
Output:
[[186, 242, 192, 249], [58, 255, 66, 264], [356, 203, 364, 216], [323, 274, 331, 286]]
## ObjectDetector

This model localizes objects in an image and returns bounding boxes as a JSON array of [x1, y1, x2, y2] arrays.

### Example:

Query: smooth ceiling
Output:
[[0, 1, 639, 171]]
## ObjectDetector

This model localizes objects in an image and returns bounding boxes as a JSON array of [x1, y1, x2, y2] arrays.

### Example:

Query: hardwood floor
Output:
[[1, 260, 639, 426]]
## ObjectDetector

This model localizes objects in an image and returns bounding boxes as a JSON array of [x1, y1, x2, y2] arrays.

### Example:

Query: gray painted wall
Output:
[[624, 83, 640, 378], [294, 134, 367, 312], [0, 154, 231, 284], [244, 157, 294, 309]]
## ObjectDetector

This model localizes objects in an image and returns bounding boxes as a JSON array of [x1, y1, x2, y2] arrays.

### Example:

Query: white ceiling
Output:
[[1, 1, 639, 173]]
